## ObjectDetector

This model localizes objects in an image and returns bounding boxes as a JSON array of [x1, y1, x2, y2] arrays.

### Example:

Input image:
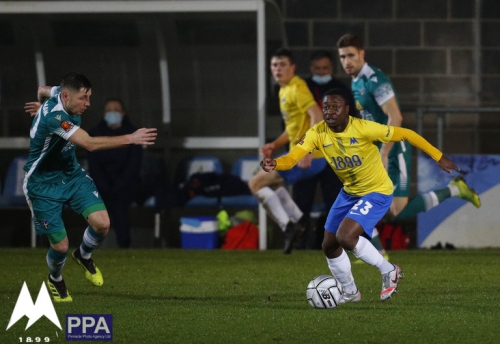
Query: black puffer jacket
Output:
[[87, 117, 142, 197]]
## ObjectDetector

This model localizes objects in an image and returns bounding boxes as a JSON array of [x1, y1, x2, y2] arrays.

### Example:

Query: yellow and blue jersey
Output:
[[298, 118, 394, 195], [274, 117, 442, 197]]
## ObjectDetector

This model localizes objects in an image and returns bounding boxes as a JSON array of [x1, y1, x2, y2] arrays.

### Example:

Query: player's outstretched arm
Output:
[[391, 127, 442, 160], [69, 127, 157, 152], [391, 127, 460, 174], [262, 145, 309, 172]]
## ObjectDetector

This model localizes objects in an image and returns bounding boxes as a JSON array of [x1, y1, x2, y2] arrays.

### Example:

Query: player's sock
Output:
[[355, 229, 388, 264], [80, 226, 106, 259], [352, 236, 394, 274], [395, 187, 452, 220], [275, 186, 303, 224], [256, 187, 290, 231], [46, 247, 67, 280], [326, 249, 357, 294]]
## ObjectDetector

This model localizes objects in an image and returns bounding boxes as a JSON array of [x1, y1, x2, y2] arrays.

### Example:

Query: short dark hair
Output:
[[271, 48, 295, 64], [60, 73, 92, 92], [324, 88, 361, 118], [336, 33, 364, 50], [310, 50, 333, 62], [324, 88, 350, 103]]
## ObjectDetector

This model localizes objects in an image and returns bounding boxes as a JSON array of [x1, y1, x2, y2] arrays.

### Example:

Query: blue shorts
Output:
[[324, 189, 393, 238], [277, 158, 327, 185]]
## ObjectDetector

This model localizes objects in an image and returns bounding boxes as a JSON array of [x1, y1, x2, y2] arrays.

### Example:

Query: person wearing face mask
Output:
[[87, 98, 143, 248], [294, 51, 358, 251], [305, 50, 356, 114]]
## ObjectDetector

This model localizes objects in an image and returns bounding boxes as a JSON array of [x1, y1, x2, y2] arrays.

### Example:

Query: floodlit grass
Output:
[[1, 248, 500, 343]]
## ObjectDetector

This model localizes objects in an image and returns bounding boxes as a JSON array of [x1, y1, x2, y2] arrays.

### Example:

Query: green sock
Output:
[[81, 226, 106, 258], [434, 187, 452, 202], [396, 187, 451, 220], [47, 247, 67, 279]]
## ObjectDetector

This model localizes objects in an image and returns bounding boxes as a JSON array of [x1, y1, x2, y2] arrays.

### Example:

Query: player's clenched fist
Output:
[[260, 157, 276, 172]]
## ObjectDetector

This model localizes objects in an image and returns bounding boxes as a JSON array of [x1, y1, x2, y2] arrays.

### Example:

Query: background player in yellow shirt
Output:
[[260, 88, 460, 302], [248, 48, 324, 254]]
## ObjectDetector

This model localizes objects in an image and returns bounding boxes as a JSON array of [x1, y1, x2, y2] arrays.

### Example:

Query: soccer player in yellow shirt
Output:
[[248, 48, 324, 254], [260, 88, 460, 302]]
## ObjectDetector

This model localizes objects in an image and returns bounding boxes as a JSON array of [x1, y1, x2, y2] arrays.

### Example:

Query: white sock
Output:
[[50, 274, 62, 282], [448, 184, 459, 197], [352, 236, 393, 274], [80, 246, 91, 259], [422, 191, 440, 211], [275, 186, 303, 223], [326, 249, 357, 294], [256, 187, 290, 231]]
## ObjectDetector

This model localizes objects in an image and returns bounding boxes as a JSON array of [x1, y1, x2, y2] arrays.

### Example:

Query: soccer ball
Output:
[[306, 274, 343, 309]]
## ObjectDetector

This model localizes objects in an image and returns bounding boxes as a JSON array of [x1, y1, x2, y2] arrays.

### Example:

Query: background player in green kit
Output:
[[23, 73, 157, 302], [336, 34, 480, 253]]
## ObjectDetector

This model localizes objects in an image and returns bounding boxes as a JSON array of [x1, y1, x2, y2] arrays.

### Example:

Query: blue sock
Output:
[[80, 226, 106, 259], [47, 247, 67, 279]]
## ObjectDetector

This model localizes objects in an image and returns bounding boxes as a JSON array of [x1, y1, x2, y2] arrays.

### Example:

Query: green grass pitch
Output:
[[1, 248, 499, 343]]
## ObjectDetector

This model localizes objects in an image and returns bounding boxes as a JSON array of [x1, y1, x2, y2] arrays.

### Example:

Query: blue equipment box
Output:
[[180, 216, 219, 249]]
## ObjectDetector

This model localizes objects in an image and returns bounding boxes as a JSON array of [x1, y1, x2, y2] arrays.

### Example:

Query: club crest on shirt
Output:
[[298, 134, 306, 145], [35, 218, 50, 229], [61, 121, 74, 132], [61, 142, 75, 152]]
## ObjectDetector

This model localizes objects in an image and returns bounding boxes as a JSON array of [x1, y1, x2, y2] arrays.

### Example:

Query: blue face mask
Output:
[[312, 74, 332, 85], [104, 111, 123, 127]]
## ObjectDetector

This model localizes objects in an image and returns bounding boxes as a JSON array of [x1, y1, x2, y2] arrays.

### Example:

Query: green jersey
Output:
[[352, 63, 412, 197], [24, 86, 86, 184], [351, 63, 398, 124]]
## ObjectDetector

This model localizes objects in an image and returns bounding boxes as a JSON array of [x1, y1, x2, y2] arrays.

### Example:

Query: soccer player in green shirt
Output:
[[24, 73, 157, 302], [336, 34, 480, 253]]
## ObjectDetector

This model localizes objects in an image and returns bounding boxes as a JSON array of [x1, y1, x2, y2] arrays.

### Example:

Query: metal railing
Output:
[[415, 107, 500, 153]]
